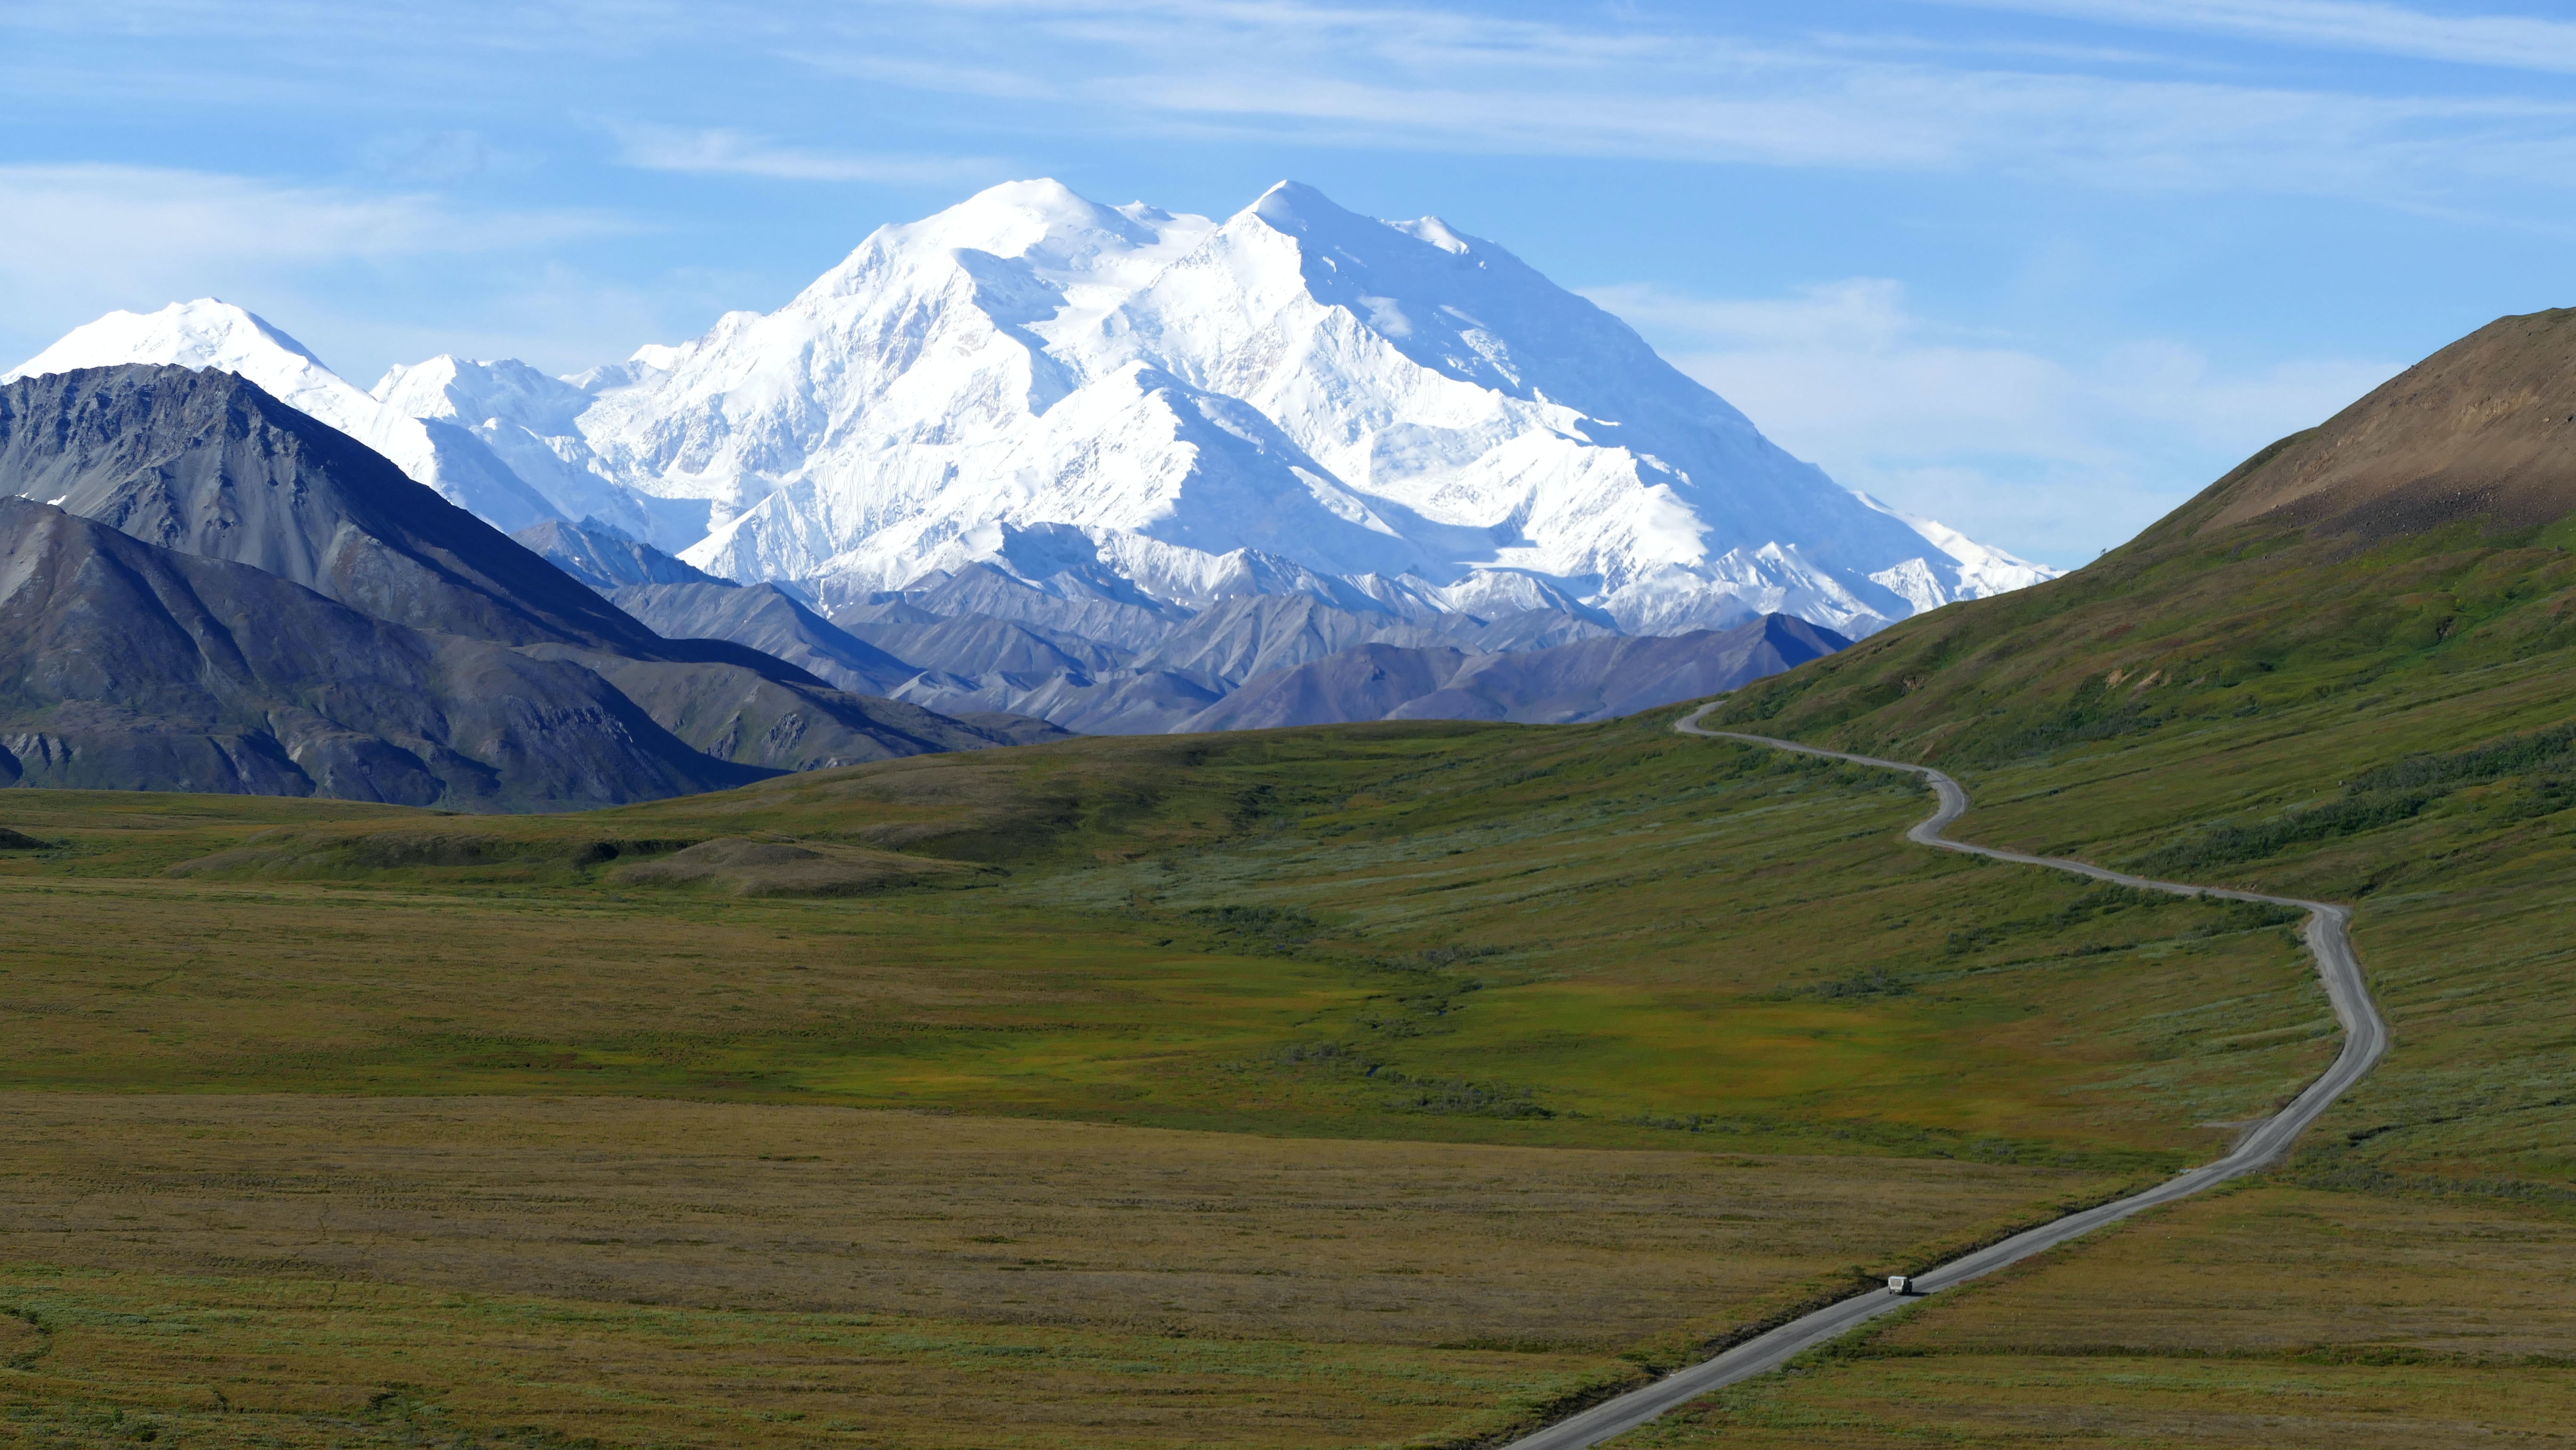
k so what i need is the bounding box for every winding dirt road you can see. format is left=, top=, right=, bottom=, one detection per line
left=1497, top=705, right=2390, bottom=1450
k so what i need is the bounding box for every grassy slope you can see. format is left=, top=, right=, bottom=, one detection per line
left=1714, top=491, right=2576, bottom=1194
left=1651, top=453, right=2576, bottom=1443
left=0, top=712, right=2337, bottom=1447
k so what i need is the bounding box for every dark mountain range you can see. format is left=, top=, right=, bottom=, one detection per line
left=0, top=365, right=1055, bottom=803
left=514, top=517, right=729, bottom=591
left=822, top=563, right=1182, bottom=653
left=843, top=613, right=1130, bottom=679
left=0, top=366, right=669, bottom=653
left=560, top=651, right=1033, bottom=772
left=944, top=669, right=1228, bottom=736
left=1127, top=594, right=1461, bottom=690
left=601, top=567, right=1837, bottom=735
left=609, top=581, right=918, bottom=694
left=0, top=499, right=755, bottom=806
left=1180, top=615, right=1849, bottom=731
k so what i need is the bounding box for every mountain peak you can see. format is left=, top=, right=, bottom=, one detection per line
left=12, top=301, right=567, bottom=533
left=807, top=177, right=1214, bottom=307
left=1242, top=181, right=1475, bottom=260
left=1245, top=178, right=1371, bottom=238
left=5, top=298, right=325, bottom=386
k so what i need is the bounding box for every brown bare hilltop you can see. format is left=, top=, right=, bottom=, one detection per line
left=2191, top=307, right=2576, bottom=540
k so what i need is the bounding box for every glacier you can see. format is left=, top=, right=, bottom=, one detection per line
left=5, top=178, right=2055, bottom=644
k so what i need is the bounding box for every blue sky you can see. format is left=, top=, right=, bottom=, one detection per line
left=5, top=0, right=2573, bottom=565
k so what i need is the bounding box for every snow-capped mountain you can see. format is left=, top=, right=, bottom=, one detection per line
left=0, top=301, right=565, bottom=533
left=6, top=180, right=2055, bottom=642
left=513, top=179, right=2054, bottom=636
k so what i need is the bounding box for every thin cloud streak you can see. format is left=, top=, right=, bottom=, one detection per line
left=788, top=2, right=2576, bottom=201
left=0, top=164, right=628, bottom=382
left=0, top=164, right=615, bottom=272
left=1924, top=0, right=2576, bottom=75
left=608, top=124, right=999, bottom=185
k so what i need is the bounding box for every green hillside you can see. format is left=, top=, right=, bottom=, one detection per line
left=1643, top=310, right=2576, bottom=1447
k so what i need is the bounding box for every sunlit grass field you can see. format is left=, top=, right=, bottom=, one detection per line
left=0, top=710, right=2339, bottom=1446
left=0, top=718, right=2328, bottom=1164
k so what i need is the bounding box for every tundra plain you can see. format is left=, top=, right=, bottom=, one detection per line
left=0, top=713, right=2343, bottom=1447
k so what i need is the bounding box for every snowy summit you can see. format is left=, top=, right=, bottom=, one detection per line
left=7, top=179, right=2054, bottom=639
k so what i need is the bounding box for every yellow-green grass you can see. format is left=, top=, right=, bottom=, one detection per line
left=0, top=1264, right=1625, bottom=1450
left=1611, top=1354, right=2576, bottom=1448
left=0, top=716, right=2330, bottom=1169
left=1608, top=1181, right=2576, bottom=1448
left=0, top=1095, right=2131, bottom=1356
left=0, top=1093, right=2141, bottom=1450
left=0, top=707, right=2390, bottom=1443
left=1928, top=653, right=2576, bottom=1193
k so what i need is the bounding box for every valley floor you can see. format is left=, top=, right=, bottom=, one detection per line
left=0, top=1095, right=2115, bottom=1449
left=0, top=682, right=2566, bottom=1445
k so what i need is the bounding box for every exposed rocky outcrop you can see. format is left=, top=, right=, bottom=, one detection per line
left=0, top=366, right=665, bottom=651
left=0, top=366, right=1055, bottom=805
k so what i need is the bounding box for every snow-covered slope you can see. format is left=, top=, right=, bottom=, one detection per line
left=457, top=179, right=2057, bottom=637
left=1, top=301, right=565, bottom=533
left=373, top=355, right=700, bottom=543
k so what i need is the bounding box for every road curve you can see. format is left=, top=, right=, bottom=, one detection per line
left=1497, top=704, right=2389, bottom=1450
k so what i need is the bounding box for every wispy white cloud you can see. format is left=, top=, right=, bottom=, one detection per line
left=779, top=0, right=2576, bottom=202
left=607, top=123, right=999, bottom=185
left=0, top=164, right=624, bottom=381
left=0, top=164, right=612, bottom=277
left=1586, top=278, right=2401, bottom=563
left=1924, top=0, right=2576, bottom=74
left=20, top=2, right=2576, bottom=206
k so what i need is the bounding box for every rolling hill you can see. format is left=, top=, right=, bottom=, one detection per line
left=1671, top=307, right=2576, bottom=1446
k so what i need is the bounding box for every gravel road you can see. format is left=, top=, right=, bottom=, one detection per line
left=1496, top=705, right=2390, bottom=1450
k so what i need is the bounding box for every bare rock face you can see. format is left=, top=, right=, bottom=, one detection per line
left=560, top=652, right=1057, bottom=771
left=0, top=499, right=763, bottom=808
left=0, top=365, right=665, bottom=651
left=609, top=580, right=921, bottom=695
left=515, top=517, right=728, bottom=591
left=2195, top=307, right=2576, bottom=540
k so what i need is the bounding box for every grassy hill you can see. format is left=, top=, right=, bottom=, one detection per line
left=1648, top=309, right=2576, bottom=1447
